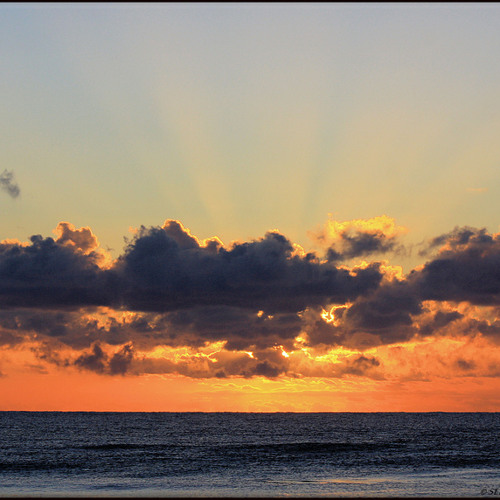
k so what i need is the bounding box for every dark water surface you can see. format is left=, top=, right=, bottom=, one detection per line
left=0, top=412, right=499, bottom=497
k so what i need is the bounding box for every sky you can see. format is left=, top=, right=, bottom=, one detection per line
left=1, top=2, right=500, bottom=411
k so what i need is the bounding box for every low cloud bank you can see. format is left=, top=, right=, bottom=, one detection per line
left=1, top=217, right=500, bottom=379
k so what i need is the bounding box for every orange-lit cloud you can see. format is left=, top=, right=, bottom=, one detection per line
left=54, top=221, right=114, bottom=268
left=309, top=215, right=407, bottom=262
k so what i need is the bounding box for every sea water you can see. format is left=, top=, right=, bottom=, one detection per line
left=0, top=412, right=499, bottom=497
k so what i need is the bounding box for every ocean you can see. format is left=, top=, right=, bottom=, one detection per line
left=0, top=412, right=498, bottom=497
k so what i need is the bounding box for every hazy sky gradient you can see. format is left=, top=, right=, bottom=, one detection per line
left=2, top=3, right=500, bottom=260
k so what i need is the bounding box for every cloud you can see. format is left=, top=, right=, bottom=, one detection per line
left=54, top=222, right=99, bottom=254
left=0, top=220, right=384, bottom=314
left=0, top=220, right=384, bottom=359
left=0, top=308, right=132, bottom=350
left=0, top=304, right=299, bottom=353
left=163, top=306, right=303, bottom=351
left=116, top=223, right=383, bottom=314
left=415, top=229, right=500, bottom=305
left=0, top=170, right=20, bottom=198
left=73, top=342, right=134, bottom=375
left=330, top=227, right=500, bottom=347
left=0, top=329, right=25, bottom=347
left=74, top=342, right=108, bottom=374
left=339, top=281, right=422, bottom=345
left=63, top=338, right=387, bottom=380
left=108, top=343, right=134, bottom=375
left=1, top=218, right=500, bottom=381
left=418, top=310, right=463, bottom=337
left=310, top=215, right=407, bottom=262
left=299, top=224, right=500, bottom=350
left=342, top=355, right=381, bottom=376
left=0, top=235, right=116, bottom=309
left=418, top=226, right=491, bottom=257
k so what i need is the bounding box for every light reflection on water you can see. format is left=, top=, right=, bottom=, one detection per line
left=2, top=470, right=495, bottom=497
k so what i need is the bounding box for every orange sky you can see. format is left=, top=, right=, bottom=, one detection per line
left=2, top=365, right=499, bottom=412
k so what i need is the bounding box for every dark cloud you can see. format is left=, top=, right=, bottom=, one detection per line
left=342, top=355, right=381, bottom=376
left=3, top=220, right=500, bottom=379
left=116, top=225, right=383, bottom=313
left=456, top=358, right=476, bottom=371
left=415, top=230, right=500, bottom=305
left=0, top=236, right=116, bottom=309
left=475, top=319, right=500, bottom=342
left=164, top=306, right=302, bottom=351
left=109, top=343, right=134, bottom=375
left=74, top=343, right=107, bottom=373
left=73, top=342, right=134, bottom=376
left=311, top=216, right=406, bottom=262
left=418, top=226, right=492, bottom=256
left=66, top=341, right=386, bottom=380
left=0, top=223, right=383, bottom=314
left=0, top=308, right=124, bottom=349
left=302, top=282, right=423, bottom=349
left=67, top=340, right=291, bottom=379
left=162, top=219, right=200, bottom=249
left=0, top=170, right=20, bottom=198
left=418, top=311, right=463, bottom=337
left=321, top=227, right=500, bottom=348
left=0, top=329, right=24, bottom=347
left=32, top=342, right=69, bottom=368
left=0, top=221, right=385, bottom=354
left=252, top=360, right=285, bottom=378
left=0, top=305, right=299, bottom=352
left=327, top=231, right=402, bottom=262
left=345, top=281, right=422, bottom=332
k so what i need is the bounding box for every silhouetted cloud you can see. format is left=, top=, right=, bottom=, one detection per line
left=115, top=223, right=383, bottom=313
left=163, top=306, right=303, bottom=351
left=418, top=311, right=463, bottom=337
left=326, top=227, right=500, bottom=347
left=0, top=221, right=383, bottom=312
left=74, top=343, right=107, bottom=374
left=311, top=215, right=407, bottom=262
left=72, top=342, right=134, bottom=375
left=415, top=229, right=500, bottom=305
left=339, top=281, right=422, bottom=346
left=0, top=170, right=20, bottom=198
left=2, top=219, right=500, bottom=379
left=342, top=355, right=381, bottom=376
left=326, top=232, right=401, bottom=262
left=418, top=226, right=491, bottom=256
left=109, top=343, right=134, bottom=375
left=0, top=235, right=116, bottom=308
